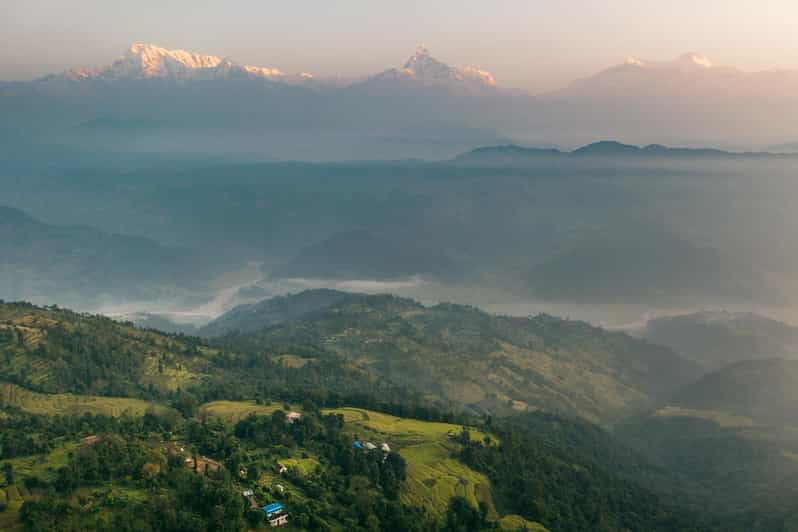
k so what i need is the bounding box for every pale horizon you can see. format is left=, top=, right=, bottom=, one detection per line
left=4, top=0, right=798, bottom=92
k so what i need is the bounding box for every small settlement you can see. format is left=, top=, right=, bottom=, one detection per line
left=241, top=490, right=289, bottom=527
left=262, top=502, right=289, bottom=527
left=353, top=440, right=392, bottom=460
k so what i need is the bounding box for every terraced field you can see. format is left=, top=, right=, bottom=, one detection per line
left=323, top=407, right=543, bottom=529
left=324, top=408, right=493, bottom=515
left=0, top=382, right=174, bottom=417
left=198, top=400, right=291, bottom=422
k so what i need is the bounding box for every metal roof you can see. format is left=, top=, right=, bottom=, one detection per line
left=263, top=502, right=284, bottom=515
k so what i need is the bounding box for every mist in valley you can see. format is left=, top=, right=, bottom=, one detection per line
left=8, top=25, right=798, bottom=530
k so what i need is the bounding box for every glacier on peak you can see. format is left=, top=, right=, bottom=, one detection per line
left=51, top=42, right=303, bottom=83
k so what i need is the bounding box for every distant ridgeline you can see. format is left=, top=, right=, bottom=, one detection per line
left=455, top=140, right=797, bottom=163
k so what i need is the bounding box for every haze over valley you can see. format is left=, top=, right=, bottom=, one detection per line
left=5, top=4, right=798, bottom=531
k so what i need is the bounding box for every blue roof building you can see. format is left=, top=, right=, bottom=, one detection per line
left=263, top=502, right=284, bottom=517
left=353, top=441, right=363, bottom=449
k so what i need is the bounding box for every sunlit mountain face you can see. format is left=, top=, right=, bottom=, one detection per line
left=3, top=44, right=798, bottom=160
left=8, top=3, right=798, bottom=528
left=45, top=42, right=314, bottom=85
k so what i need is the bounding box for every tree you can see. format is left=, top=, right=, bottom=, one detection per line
left=1, top=462, right=13, bottom=486
left=247, top=463, right=260, bottom=481
left=443, top=496, right=487, bottom=531
left=174, top=391, right=199, bottom=418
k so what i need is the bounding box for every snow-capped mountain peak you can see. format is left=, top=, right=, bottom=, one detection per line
left=675, top=52, right=713, bottom=68
left=112, top=42, right=225, bottom=79
left=365, top=46, right=497, bottom=91
left=624, top=57, right=646, bottom=67
left=48, top=43, right=309, bottom=84
left=619, top=52, right=714, bottom=72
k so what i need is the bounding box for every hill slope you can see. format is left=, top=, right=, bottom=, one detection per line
left=0, top=301, right=212, bottom=396
left=636, top=310, right=798, bottom=369
left=198, top=289, right=358, bottom=338
left=207, top=291, right=700, bottom=423
left=0, top=205, right=219, bottom=307
left=671, top=358, right=798, bottom=424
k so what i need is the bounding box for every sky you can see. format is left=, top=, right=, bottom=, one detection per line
left=4, top=0, right=798, bottom=92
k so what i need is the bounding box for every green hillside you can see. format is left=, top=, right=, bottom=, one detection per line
left=616, top=403, right=798, bottom=528
left=0, top=382, right=173, bottom=417
left=0, top=301, right=211, bottom=396
left=208, top=291, right=699, bottom=424
left=636, top=310, right=798, bottom=369
left=198, top=289, right=358, bottom=338
left=671, top=358, right=798, bottom=424
left=323, top=407, right=497, bottom=518
left=0, top=300, right=717, bottom=530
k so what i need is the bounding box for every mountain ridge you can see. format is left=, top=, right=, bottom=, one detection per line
left=456, top=141, right=795, bottom=161
left=203, top=289, right=701, bottom=424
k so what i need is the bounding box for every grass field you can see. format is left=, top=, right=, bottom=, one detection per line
left=498, top=514, right=548, bottom=531
left=198, top=400, right=292, bottom=422
left=322, top=407, right=495, bottom=445
left=280, top=456, right=321, bottom=476
left=321, top=407, right=541, bottom=528
left=0, top=383, right=174, bottom=417
left=2, top=442, right=78, bottom=484
left=323, top=407, right=494, bottom=518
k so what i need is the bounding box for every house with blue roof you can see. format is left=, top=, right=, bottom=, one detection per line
left=262, top=502, right=288, bottom=527
left=263, top=502, right=283, bottom=516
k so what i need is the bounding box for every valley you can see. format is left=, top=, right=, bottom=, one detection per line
left=4, top=16, right=798, bottom=530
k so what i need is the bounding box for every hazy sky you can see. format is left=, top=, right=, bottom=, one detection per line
left=4, top=0, right=798, bottom=92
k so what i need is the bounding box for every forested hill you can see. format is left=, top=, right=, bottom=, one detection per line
left=636, top=310, right=798, bottom=369
left=0, top=205, right=220, bottom=307
left=198, top=289, right=360, bottom=338
left=0, top=300, right=700, bottom=531
left=206, top=290, right=700, bottom=424
left=0, top=301, right=211, bottom=397
left=0, top=300, right=430, bottom=412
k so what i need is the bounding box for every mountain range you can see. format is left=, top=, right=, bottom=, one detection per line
left=5, top=43, right=798, bottom=159
left=37, top=43, right=497, bottom=91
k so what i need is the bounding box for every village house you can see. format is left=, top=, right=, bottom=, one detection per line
left=80, top=435, right=101, bottom=447
left=185, top=455, right=221, bottom=475
left=287, top=411, right=302, bottom=423
left=274, top=462, right=288, bottom=475
left=262, top=502, right=289, bottom=527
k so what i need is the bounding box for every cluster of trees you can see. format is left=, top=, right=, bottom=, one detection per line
left=6, top=404, right=442, bottom=531
left=0, top=409, right=178, bottom=460
left=459, top=414, right=695, bottom=532
left=0, top=305, right=200, bottom=398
